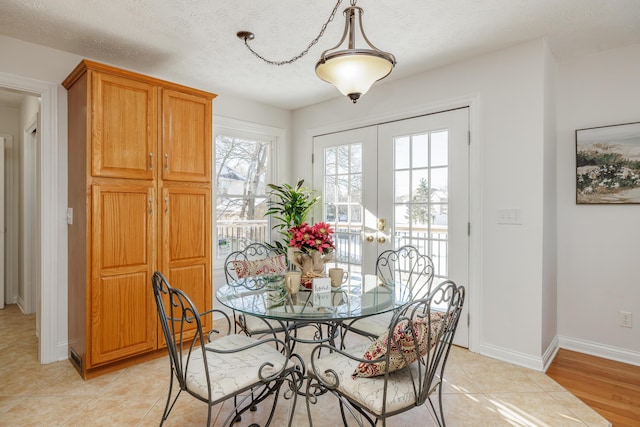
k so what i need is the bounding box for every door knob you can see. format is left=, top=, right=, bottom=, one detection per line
left=366, top=235, right=374, bottom=243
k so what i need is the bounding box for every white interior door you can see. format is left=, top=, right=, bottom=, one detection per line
left=0, top=136, right=5, bottom=309
left=313, top=108, right=470, bottom=347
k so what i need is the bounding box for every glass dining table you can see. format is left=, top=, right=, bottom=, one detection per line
left=215, top=275, right=412, bottom=426
left=215, top=274, right=411, bottom=333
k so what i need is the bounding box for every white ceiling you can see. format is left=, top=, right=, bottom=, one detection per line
left=1, top=0, right=640, bottom=110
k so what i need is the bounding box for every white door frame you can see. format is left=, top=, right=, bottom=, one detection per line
left=21, top=118, right=39, bottom=315
left=0, top=135, right=4, bottom=310
left=1, top=133, right=18, bottom=306
left=0, top=71, right=62, bottom=363
left=307, top=95, right=482, bottom=353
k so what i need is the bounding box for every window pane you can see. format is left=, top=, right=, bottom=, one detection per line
left=215, top=133, right=271, bottom=253
left=431, top=131, right=448, bottom=167
left=215, top=135, right=269, bottom=196
left=326, top=147, right=337, bottom=175
left=411, top=169, right=429, bottom=200
left=394, top=136, right=410, bottom=169
left=351, top=144, right=362, bottom=173
left=337, top=145, right=350, bottom=174
left=395, top=170, right=410, bottom=202
left=412, top=133, right=429, bottom=168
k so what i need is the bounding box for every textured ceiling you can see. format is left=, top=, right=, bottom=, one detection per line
left=1, top=0, right=640, bottom=110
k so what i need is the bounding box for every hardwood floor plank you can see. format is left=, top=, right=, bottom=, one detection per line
left=547, top=349, right=640, bottom=427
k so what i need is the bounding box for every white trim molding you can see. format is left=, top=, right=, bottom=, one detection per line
left=559, top=335, right=640, bottom=367
left=0, top=71, right=63, bottom=364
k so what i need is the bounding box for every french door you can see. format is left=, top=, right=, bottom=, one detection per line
left=313, top=108, right=469, bottom=346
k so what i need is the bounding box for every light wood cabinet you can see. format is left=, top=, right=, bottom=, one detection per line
left=64, top=60, right=216, bottom=378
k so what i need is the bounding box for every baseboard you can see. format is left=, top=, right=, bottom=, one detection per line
left=477, top=336, right=560, bottom=372
left=558, top=335, right=640, bottom=367
left=542, top=335, right=560, bottom=372
left=57, top=340, right=69, bottom=362
left=478, top=342, right=547, bottom=371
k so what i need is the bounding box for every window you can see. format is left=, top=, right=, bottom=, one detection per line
left=213, top=118, right=283, bottom=262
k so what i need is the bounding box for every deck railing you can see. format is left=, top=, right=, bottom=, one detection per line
left=215, top=220, right=448, bottom=276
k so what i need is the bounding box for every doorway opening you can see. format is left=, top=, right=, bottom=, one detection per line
left=0, top=73, right=62, bottom=364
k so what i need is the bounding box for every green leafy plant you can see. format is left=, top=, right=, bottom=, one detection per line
left=265, top=179, right=320, bottom=253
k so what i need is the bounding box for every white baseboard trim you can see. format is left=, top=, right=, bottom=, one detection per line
left=57, top=341, right=69, bottom=362
left=478, top=336, right=560, bottom=372
left=542, top=335, right=560, bottom=372
left=558, top=335, right=640, bottom=367
left=478, top=342, right=546, bottom=371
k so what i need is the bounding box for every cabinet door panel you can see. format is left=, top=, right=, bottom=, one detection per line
left=161, top=89, right=211, bottom=182
left=92, top=71, right=157, bottom=179
left=91, top=184, right=156, bottom=366
left=160, top=185, right=212, bottom=333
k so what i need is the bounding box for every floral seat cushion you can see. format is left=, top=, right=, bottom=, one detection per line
left=232, top=254, right=287, bottom=278
left=353, top=311, right=446, bottom=378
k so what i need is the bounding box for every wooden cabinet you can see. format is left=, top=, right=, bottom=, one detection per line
left=64, top=60, right=216, bottom=378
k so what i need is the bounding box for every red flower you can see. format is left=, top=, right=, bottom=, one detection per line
left=288, top=222, right=335, bottom=255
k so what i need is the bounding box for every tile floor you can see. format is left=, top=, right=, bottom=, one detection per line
left=0, top=304, right=611, bottom=426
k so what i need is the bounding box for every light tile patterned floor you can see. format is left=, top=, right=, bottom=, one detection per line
left=0, top=304, right=611, bottom=426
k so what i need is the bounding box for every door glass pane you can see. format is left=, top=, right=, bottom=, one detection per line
left=412, top=134, right=429, bottom=168
left=395, top=136, right=410, bottom=169
left=393, top=131, right=449, bottom=280
left=324, top=143, right=363, bottom=281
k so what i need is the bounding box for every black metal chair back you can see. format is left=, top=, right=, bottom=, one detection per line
left=375, top=245, right=435, bottom=300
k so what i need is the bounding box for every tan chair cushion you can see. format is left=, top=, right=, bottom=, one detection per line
left=184, top=334, right=291, bottom=403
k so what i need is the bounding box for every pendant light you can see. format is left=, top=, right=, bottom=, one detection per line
left=237, top=0, right=396, bottom=103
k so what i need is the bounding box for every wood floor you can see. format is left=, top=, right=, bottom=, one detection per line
left=546, top=348, right=640, bottom=427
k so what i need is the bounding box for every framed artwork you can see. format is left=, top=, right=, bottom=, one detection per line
left=576, top=121, right=640, bottom=204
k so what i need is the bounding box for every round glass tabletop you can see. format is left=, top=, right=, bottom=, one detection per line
left=215, top=276, right=412, bottom=322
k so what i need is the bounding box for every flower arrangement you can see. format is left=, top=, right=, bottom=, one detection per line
left=288, top=222, right=335, bottom=255
left=288, top=222, right=335, bottom=287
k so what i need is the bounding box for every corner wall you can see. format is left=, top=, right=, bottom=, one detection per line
left=557, top=43, right=640, bottom=365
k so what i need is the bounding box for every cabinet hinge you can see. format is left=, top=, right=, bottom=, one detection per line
left=467, top=222, right=470, bottom=236
left=468, top=131, right=471, bottom=145
left=311, top=153, right=314, bottom=164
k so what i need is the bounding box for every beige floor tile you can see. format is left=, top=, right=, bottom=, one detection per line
left=63, top=395, right=156, bottom=427
left=549, top=392, right=612, bottom=427
left=485, top=392, right=588, bottom=426
left=0, top=304, right=612, bottom=427
left=0, top=395, right=91, bottom=426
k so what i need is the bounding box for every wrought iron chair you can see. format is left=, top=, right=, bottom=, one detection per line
left=308, top=280, right=465, bottom=427
left=223, top=242, right=290, bottom=337
left=152, top=272, right=295, bottom=426
left=342, top=245, right=435, bottom=341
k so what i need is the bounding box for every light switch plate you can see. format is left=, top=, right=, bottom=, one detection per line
left=497, top=208, right=521, bottom=225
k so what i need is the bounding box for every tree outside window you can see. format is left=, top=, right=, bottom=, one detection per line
left=215, top=134, right=271, bottom=255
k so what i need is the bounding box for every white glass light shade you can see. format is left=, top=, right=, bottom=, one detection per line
left=316, top=50, right=394, bottom=101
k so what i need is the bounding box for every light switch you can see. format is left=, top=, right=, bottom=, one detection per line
left=497, top=208, right=521, bottom=225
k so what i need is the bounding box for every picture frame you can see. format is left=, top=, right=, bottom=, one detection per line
left=576, top=121, right=640, bottom=204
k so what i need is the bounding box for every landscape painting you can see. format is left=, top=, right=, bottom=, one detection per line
left=576, top=122, right=640, bottom=204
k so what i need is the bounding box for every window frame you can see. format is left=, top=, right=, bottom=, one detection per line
left=213, top=116, right=286, bottom=269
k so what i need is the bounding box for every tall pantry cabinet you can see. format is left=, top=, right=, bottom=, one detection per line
left=63, top=60, right=216, bottom=378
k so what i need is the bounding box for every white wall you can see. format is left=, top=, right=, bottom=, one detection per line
left=0, top=105, right=20, bottom=305
left=557, top=43, right=640, bottom=364
left=293, top=39, right=554, bottom=369
left=0, top=34, right=292, bottom=361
